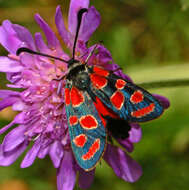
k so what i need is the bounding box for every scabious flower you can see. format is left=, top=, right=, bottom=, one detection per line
left=0, top=0, right=170, bottom=189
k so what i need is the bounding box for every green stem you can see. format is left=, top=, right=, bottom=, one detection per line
left=137, top=79, right=189, bottom=89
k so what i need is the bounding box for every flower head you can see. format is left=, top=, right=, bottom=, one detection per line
left=0, top=0, right=170, bottom=190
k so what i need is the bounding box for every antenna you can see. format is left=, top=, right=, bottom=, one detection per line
left=16, top=47, right=69, bottom=63
left=72, top=8, right=88, bottom=60
left=16, top=8, right=88, bottom=65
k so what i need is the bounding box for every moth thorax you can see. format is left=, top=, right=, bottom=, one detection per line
left=73, top=71, right=90, bottom=90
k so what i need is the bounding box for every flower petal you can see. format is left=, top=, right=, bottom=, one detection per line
left=79, top=6, right=100, bottom=42
left=0, top=20, right=21, bottom=54
left=96, top=45, right=113, bottom=64
left=2, top=125, right=27, bottom=152
left=87, top=45, right=112, bottom=66
left=38, top=145, right=49, bottom=159
left=0, top=97, right=18, bottom=111
left=104, top=144, right=142, bottom=183
left=6, top=72, right=21, bottom=84
left=21, top=138, right=41, bottom=168
left=0, top=141, right=28, bottom=166
left=55, top=6, right=72, bottom=48
left=57, top=150, right=76, bottom=190
left=0, top=90, right=20, bottom=99
left=34, top=32, right=49, bottom=53
left=49, top=141, right=64, bottom=168
left=12, top=100, right=25, bottom=111
left=68, top=0, right=89, bottom=35
left=113, top=65, right=133, bottom=82
left=153, top=94, right=170, bottom=109
left=78, top=168, right=95, bottom=189
left=13, top=24, right=36, bottom=50
left=0, top=121, right=15, bottom=135
left=0, top=56, right=23, bottom=72
left=35, top=14, right=61, bottom=50
left=129, top=123, right=142, bottom=143
left=0, top=112, right=25, bottom=135
left=117, top=139, right=134, bottom=153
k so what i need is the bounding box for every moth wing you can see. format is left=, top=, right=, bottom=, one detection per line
left=64, top=84, right=107, bottom=171
left=89, top=66, right=164, bottom=122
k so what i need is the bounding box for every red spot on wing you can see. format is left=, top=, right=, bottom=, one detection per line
left=73, top=134, right=87, bottom=147
left=80, top=115, right=98, bottom=130
left=130, top=90, right=144, bottom=104
left=65, top=88, right=70, bottom=105
left=131, top=103, right=155, bottom=118
left=82, top=139, right=100, bottom=160
left=93, top=97, right=119, bottom=127
left=70, top=87, right=84, bottom=107
left=110, top=91, right=125, bottom=110
left=90, top=74, right=108, bottom=89
left=115, top=79, right=126, bottom=90
left=93, top=66, right=109, bottom=77
left=69, top=116, right=78, bottom=126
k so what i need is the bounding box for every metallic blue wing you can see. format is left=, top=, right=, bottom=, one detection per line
left=89, top=66, right=164, bottom=122
left=65, top=84, right=106, bottom=171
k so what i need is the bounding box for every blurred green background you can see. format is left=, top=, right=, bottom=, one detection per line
left=0, top=0, right=189, bottom=190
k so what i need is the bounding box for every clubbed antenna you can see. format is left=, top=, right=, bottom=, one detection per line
left=72, top=8, right=88, bottom=60
left=16, top=8, right=88, bottom=65
left=16, top=47, right=69, bottom=63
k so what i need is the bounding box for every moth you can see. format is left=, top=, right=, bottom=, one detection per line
left=17, top=8, right=164, bottom=171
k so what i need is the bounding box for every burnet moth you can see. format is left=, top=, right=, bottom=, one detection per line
left=17, top=9, right=164, bottom=171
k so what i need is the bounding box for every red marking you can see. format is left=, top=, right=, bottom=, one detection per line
left=73, top=134, right=87, bottom=147
left=82, top=139, right=100, bottom=160
left=69, top=116, right=78, bottom=126
left=115, top=79, right=126, bottom=90
left=93, top=97, right=119, bottom=127
left=93, top=66, right=109, bottom=77
left=70, top=87, right=84, bottom=107
left=80, top=115, right=98, bottom=130
left=130, top=90, right=144, bottom=104
left=110, top=91, right=125, bottom=110
left=90, top=74, right=107, bottom=89
left=131, top=103, right=155, bottom=118
left=65, top=88, right=70, bottom=105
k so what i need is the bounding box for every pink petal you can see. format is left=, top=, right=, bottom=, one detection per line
left=0, top=90, right=20, bottom=98
left=38, top=144, right=49, bottom=159
left=12, top=100, right=25, bottom=111
left=57, top=150, right=76, bottom=190
left=68, top=0, right=89, bottom=35
left=0, top=112, right=25, bottom=135
left=0, top=97, right=18, bottom=111
left=35, top=14, right=61, bottom=50
left=0, top=20, right=21, bottom=54
left=117, top=139, right=134, bottom=153
left=0, top=141, right=28, bottom=166
left=6, top=72, right=21, bottom=84
left=49, top=141, right=64, bottom=168
left=2, top=125, right=27, bottom=152
left=13, top=24, right=36, bottom=51
left=55, top=6, right=72, bottom=48
left=153, top=94, right=170, bottom=109
left=79, top=6, right=100, bottom=42
left=129, top=123, right=142, bottom=143
left=0, top=56, right=23, bottom=72
left=104, top=144, right=142, bottom=183
left=19, top=52, right=35, bottom=68
left=21, top=138, right=41, bottom=168
left=34, top=32, right=49, bottom=53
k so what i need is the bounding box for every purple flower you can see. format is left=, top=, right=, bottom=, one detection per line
left=0, top=0, right=170, bottom=190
